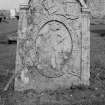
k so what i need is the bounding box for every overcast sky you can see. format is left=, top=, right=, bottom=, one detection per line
left=0, top=0, right=27, bottom=10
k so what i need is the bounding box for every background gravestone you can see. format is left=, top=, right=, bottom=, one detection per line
left=15, top=0, right=90, bottom=92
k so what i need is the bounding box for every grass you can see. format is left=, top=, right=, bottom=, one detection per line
left=0, top=20, right=17, bottom=74
left=0, top=21, right=105, bottom=105
left=0, top=19, right=17, bottom=43
left=0, top=20, right=17, bottom=93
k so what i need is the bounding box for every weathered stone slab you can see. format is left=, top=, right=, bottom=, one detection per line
left=15, top=0, right=90, bottom=92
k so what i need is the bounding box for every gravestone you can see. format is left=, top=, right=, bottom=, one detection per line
left=15, top=0, right=90, bottom=92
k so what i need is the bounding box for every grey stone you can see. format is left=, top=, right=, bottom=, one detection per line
left=15, top=0, right=90, bottom=92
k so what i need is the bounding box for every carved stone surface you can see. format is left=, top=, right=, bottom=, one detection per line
left=15, top=0, right=90, bottom=92
left=35, top=20, right=72, bottom=78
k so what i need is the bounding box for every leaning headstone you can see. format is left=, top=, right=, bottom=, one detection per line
left=15, top=0, right=90, bottom=92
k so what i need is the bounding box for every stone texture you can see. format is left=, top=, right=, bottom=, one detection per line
left=81, top=7, right=90, bottom=85
left=15, top=0, right=90, bottom=92
left=87, top=0, right=105, bottom=18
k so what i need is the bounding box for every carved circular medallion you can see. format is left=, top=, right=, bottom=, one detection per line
left=35, top=20, right=72, bottom=78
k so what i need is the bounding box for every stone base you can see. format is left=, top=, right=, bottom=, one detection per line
left=15, top=69, right=81, bottom=92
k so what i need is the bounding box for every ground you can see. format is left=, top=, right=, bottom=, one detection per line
left=0, top=20, right=105, bottom=105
